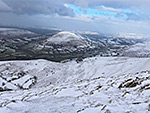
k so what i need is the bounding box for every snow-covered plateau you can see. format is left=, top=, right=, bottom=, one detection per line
left=0, top=56, right=150, bottom=113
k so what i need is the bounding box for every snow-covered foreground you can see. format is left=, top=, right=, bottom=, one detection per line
left=0, top=57, right=150, bottom=113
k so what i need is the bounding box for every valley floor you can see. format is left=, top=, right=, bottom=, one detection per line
left=0, top=56, right=150, bottom=113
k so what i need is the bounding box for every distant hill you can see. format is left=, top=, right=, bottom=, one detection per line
left=0, top=27, right=144, bottom=61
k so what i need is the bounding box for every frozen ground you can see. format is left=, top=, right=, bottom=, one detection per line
left=0, top=57, right=150, bottom=113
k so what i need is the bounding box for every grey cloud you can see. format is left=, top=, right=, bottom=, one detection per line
left=46, top=15, right=150, bottom=35
left=0, top=0, right=11, bottom=12
left=1, top=0, right=74, bottom=16
left=0, top=0, right=150, bottom=36
left=1, top=0, right=150, bottom=17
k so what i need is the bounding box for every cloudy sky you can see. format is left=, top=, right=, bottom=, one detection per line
left=0, top=0, right=150, bottom=35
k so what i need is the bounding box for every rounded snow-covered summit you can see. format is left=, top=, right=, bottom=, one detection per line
left=46, top=31, right=88, bottom=47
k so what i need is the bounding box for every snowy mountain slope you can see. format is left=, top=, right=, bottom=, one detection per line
left=46, top=31, right=88, bottom=46
left=0, top=57, right=150, bottom=113
left=121, top=42, right=150, bottom=57
left=113, top=33, right=150, bottom=39
left=0, top=27, right=144, bottom=61
left=34, top=31, right=143, bottom=61
left=0, top=27, right=35, bottom=39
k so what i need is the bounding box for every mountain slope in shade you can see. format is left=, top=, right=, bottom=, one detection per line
left=0, top=56, right=150, bottom=113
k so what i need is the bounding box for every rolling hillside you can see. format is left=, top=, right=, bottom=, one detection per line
left=0, top=56, right=150, bottom=113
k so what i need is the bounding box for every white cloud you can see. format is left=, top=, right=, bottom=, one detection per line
left=99, top=5, right=122, bottom=12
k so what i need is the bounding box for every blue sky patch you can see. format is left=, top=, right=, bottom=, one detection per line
left=68, top=4, right=144, bottom=20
